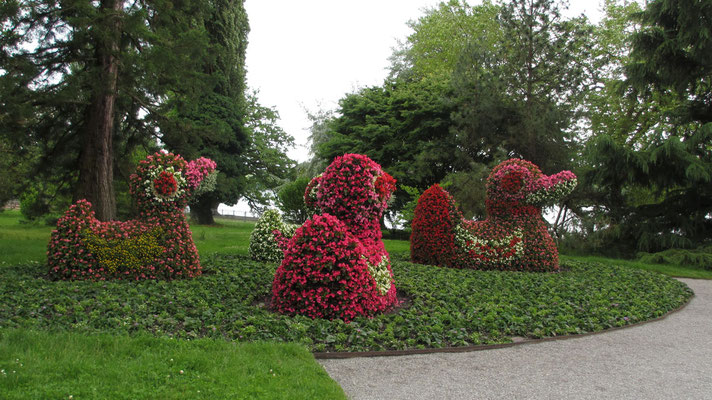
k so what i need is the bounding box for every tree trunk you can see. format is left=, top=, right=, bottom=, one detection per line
left=75, top=0, right=123, bottom=221
left=191, top=195, right=217, bottom=225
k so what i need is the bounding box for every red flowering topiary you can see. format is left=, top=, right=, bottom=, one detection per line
left=47, top=151, right=217, bottom=280
left=272, top=154, right=398, bottom=321
left=410, top=159, right=576, bottom=272
left=410, top=184, right=462, bottom=267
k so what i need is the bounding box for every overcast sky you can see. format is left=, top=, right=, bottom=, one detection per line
left=243, top=0, right=609, bottom=164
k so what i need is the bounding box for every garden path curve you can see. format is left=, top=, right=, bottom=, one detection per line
left=319, top=278, right=712, bottom=400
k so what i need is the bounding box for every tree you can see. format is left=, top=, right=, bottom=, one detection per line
left=314, top=76, right=458, bottom=213
left=276, top=175, right=311, bottom=224
left=389, top=0, right=502, bottom=80
left=160, top=0, right=252, bottom=224
left=1, top=0, right=214, bottom=221
left=240, top=91, right=296, bottom=212
left=452, top=0, right=593, bottom=173
left=582, top=0, right=712, bottom=253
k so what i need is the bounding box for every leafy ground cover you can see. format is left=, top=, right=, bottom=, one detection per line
left=0, top=255, right=692, bottom=352
left=0, top=329, right=345, bottom=400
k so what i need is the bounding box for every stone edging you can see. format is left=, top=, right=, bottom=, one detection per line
left=313, top=292, right=694, bottom=359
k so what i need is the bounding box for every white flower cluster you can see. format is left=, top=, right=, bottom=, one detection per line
left=454, top=225, right=524, bottom=266
left=526, top=178, right=577, bottom=206
left=366, top=254, right=392, bottom=295
left=143, top=166, right=187, bottom=203
left=192, top=170, right=218, bottom=198
left=249, top=209, right=296, bottom=262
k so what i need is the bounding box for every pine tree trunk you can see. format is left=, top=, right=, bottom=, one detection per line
left=75, top=0, right=123, bottom=221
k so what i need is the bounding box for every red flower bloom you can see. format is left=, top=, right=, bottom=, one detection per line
left=153, top=171, right=177, bottom=196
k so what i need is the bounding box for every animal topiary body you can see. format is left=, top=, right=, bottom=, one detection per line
left=272, top=154, right=397, bottom=321
left=411, top=159, right=576, bottom=272
left=47, top=152, right=217, bottom=280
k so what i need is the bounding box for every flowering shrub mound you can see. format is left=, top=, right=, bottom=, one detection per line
left=410, top=184, right=462, bottom=267
left=272, top=154, right=398, bottom=321
left=249, top=209, right=297, bottom=263
left=47, top=152, right=217, bottom=280
left=410, top=159, right=577, bottom=272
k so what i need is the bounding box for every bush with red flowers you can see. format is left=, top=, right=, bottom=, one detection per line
left=47, top=151, right=217, bottom=280
left=272, top=154, right=397, bottom=321
left=410, top=159, right=576, bottom=272
left=410, top=184, right=462, bottom=267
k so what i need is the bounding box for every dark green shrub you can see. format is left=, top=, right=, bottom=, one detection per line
left=638, top=245, right=712, bottom=270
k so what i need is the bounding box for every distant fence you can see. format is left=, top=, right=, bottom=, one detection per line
left=2, top=200, right=20, bottom=210
left=213, top=209, right=260, bottom=222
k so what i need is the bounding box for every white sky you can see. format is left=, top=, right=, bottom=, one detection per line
left=243, top=0, right=608, bottom=164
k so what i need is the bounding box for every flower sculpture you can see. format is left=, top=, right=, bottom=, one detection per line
left=249, top=209, right=297, bottom=263
left=47, top=152, right=217, bottom=280
left=411, top=159, right=576, bottom=272
left=271, top=154, right=398, bottom=321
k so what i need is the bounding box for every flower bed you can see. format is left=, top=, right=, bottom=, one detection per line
left=0, top=255, right=693, bottom=352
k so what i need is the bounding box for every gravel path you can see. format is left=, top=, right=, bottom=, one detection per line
left=319, top=278, right=712, bottom=400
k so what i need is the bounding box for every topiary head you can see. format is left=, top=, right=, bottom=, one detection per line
left=130, top=152, right=217, bottom=213
left=486, top=159, right=576, bottom=213
left=315, top=154, right=396, bottom=223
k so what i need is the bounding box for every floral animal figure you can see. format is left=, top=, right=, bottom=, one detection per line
left=271, top=154, right=398, bottom=321
left=411, top=159, right=576, bottom=272
left=47, top=152, right=217, bottom=280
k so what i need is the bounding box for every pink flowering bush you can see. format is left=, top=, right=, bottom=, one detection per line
left=272, top=154, right=398, bottom=321
left=411, top=159, right=577, bottom=272
left=47, top=152, right=217, bottom=280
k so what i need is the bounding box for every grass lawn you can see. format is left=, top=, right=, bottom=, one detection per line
left=0, top=329, right=345, bottom=400
left=0, top=211, right=53, bottom=265
left=560, top=254, right=712, bottom=280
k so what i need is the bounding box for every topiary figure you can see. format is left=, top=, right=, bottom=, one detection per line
left=47, top=151, right=217, bottom=280
left=249, top=209, right=296, bottom=262
left=272, top=154, right=398, bottom=321
left=410, top=184, right=462, bottom=267
left=410, top=159, right=576, bottom=272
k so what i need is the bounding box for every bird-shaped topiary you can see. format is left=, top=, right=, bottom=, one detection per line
left=271, top=154, right=398, bottom=321
left=411, top=159, right=576, bottom=272
left=47, top=151, right=216, bottom=280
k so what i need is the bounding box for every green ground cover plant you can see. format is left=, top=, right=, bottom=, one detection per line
left=0, top=255, right=692, bottom=352
left=0, top=329, right=345, bottom=400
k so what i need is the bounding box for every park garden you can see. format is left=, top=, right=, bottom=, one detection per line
left=2, top=0, right=712, bottom=398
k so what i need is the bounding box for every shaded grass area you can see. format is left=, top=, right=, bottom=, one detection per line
left=0, top=211, right=53, bottom=264
left=0, top=329, right=345, bottom=400
left=190, top=218, right=255, bottom=256
left=561, top=255, right=712, bottom=280
left=0, top=256, right=692, bottom=352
